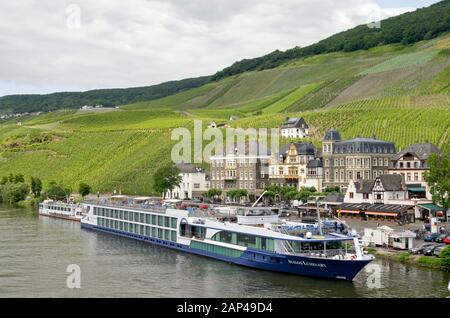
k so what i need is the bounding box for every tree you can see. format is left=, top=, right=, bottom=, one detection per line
left=284, top=190, right=299, bottom=200
left=440, top=245, right=450, bottom=272
left=0, top=182, right=30, bottom=204
left=47, top=181, right=70, bottom=201
left=323, top=186, right=341, bottom=194
left=297, top=187, right=316, bottom=203
left=0, top=176, right=7, bottom=185
left=153, top=165, right=182, bottom=199
left=14, top=174, right=25, bottom=183
left=264, top=185, right=283, bottom=201
left=227, top=189, right=248, bottom=202
left=78, top=183, right=91, bottom=198
left=30, top=177, right=43, bottom=197
left=424, top=153, right=450, bottom=210
left=203, top=189, right=222, bottom=202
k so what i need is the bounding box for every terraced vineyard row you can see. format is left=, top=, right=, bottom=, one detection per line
left=262, top=83, right=320, bottom=114
left=0, top=129, right=175, bottom=194
left=232, top=96, right=449, bottom=152
left=359, top=50, right=439, bottom=75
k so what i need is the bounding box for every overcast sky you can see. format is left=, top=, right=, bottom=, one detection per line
left=0, top=0, right=440, bottom=96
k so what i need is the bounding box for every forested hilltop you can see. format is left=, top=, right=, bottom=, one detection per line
left=212, top=0, right=450, bottom=80
left=1, top=1, right=449, bottom=114
left=0, top=76, right=210, bottom=114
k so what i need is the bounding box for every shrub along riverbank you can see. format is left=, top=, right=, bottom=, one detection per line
left=367, top=246, right=450, bottom=272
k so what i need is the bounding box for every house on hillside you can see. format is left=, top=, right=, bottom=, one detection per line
left=280, top=117, right=309, bottom=139
left=207, top=121, right=229, bottom=129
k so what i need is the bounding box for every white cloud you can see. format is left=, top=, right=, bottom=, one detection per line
left=0, top=0, right=418, bottom=96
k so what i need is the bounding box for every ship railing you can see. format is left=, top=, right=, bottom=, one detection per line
left=83, top=199, right=166, bottom=213
left=281, top=248, right=357, bottom=259
left=278, top=228, right=298, bottom=255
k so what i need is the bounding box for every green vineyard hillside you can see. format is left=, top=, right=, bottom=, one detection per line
left=0, top=34, right=449, bottom=195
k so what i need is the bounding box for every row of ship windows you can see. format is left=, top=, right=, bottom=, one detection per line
left=42, top=205, right=72, bottom=212
left=190, top=241, right=243, bottom=258
left=93, top=207, right=177, bottom=229
left=97, top=217, right=177, bottom=242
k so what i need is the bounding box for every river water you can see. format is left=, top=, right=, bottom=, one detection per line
left=0, top=205, right=449, bottom=298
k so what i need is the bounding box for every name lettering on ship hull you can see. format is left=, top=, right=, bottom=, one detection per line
left=288, top=260, right=327, bottom=267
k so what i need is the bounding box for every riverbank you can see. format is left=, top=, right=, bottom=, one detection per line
left=367, top=247, right=447, bottom=271
left=2, top=204, right=450, bottom=297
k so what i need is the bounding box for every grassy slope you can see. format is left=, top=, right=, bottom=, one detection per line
left=0, top=35, right=449, bottom=195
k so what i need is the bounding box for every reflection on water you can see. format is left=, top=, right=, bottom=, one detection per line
left=0, top=205, right=449, bottom=298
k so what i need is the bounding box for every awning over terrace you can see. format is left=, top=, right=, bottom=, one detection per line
left=418, top=203, right=444, bottom=216
left=338, top=203, right=414, bottom=217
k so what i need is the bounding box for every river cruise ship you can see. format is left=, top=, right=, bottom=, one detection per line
left=39, top=200, right=83, bottom=222
left=80, top=200, right=373, bottom=281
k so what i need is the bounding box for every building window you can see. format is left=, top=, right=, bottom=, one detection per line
left=356, top=172, right=361, bottom=180
left=363, top=193, right=369, bottom=199
left=349, top=192, right=354, bottom=199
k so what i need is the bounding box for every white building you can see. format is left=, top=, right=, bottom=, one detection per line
left=280, top=117, right=309, bottom=139
left=303, top=159, right=323, bottom=191
left=166, top=164, right=209, bottom=200
left=344, top=175, right=408, bottom=205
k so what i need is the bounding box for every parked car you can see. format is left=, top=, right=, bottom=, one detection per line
left=435, top=233, right=449, bottom=243
left=444, top=235, right=450, bottom=245
left=424, top=233, right=440, bottom=242
left=424, top=244, right=445, bottom=256
left=410, top=243, right=436, bottom=255
left=433, top=245, right=446, bottom=257
left=278, top=209, right=290, bottom=218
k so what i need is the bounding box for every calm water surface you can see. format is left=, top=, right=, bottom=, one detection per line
left=1, top=205, right=449, bottom=298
